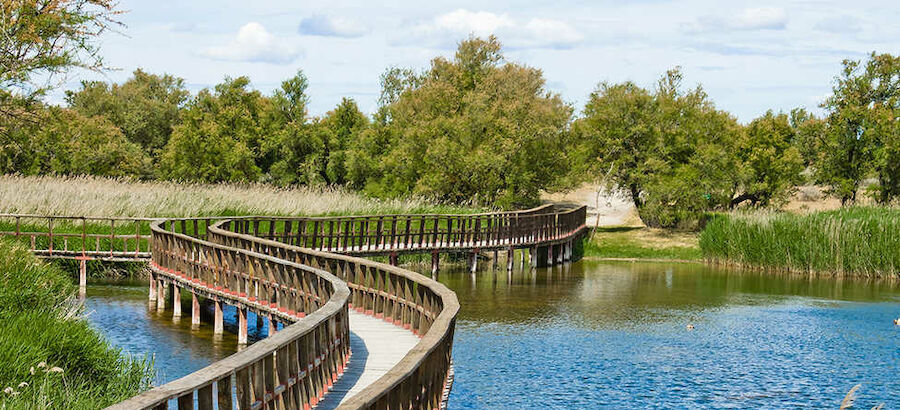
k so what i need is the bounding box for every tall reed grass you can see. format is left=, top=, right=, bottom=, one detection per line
left=0, top=239, right=152, bottom=407
left=700, top=207, right=900, bottom=278
left=0, top=175, right=476, bottom=218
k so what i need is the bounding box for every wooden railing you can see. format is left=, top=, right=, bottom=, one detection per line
left=230, top=205, right=587, bottom=255
left=211, top=220, right=459, bottom=409
left=0, top=214, right=154, bottom=261
left=108, top=219, right=351, bottom=410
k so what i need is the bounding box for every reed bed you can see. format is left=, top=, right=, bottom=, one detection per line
left=0, top=175, right=475, bottom=218
left=0, top=239, right=152, bottom=408
left=700, top=207, right=900, bottom=278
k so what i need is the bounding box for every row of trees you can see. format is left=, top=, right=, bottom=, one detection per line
left=2, top=2, right=898, bottom=227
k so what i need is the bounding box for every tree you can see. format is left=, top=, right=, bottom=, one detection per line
left=322, top=98, right=368, bottom=185
left=0, top=0, right=121, bottom=127
left=0, top=106, right=150, bottom=177
left=66, top=69, right=189, bottom=156
left=574, top=69, right=742, bottom=228
left=352, top=36, right=572, bottom=207
left=789, top=108, right=826, bottom=167
left=819, top=53, right=900, bottom=205
left=732, top=111, right=804, bottom=207
left=160, top=77, right=276, bottom=183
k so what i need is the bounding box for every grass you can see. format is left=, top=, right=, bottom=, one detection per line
left=0, top=239, right=152, bottom=408
left=700, top=207, right=900, bottom=277
left=583, top=226, right=703, bottom=261
left=0, top=174, right=478, bottom=218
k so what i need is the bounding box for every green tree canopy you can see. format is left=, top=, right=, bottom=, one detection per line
left=819, top=52, right=900, bottom=204
left=351, top=36, right=572, bottom=207
left=733, top=110, right=804, bottom=208
left=66, top=69, right=189, bottom=155
left=573, top=69, right=742, bottom=228
left=160, top=76, right=276, bottom=183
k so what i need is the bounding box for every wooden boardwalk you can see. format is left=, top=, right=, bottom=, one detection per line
left=316, top=311, right=419, bottom=409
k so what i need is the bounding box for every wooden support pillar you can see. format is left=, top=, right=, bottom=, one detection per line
left=530, top=247, right=537, bottom=268
left=238, top=307, right=248, bottom=345
left=214, top=300, right=224, bottom=335
left=506, top=248, right=514, bottom=271
left=556, top=244, right=564, bottom=264
left=389, top=252, right=399, bottom=266
left=149, top=272, right=157, bottom=302
left=268, top=315, right=277, bottom=336
left=431, top=251, right=439, bottom=276
left=78, top=259, right=87, bottom=297
left=470, top=251, right=478, bottom=273
left=547, top=245, right=554, bottom=267
left=191, top=292, right=200, bottom=325
left=156, top=280, right=166, bottom=310
left=172, top=286, right=182, bottom=317
left=492, top=250, right=499, bottom=269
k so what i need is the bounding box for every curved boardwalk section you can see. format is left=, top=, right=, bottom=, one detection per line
left=1, top=205, right=586, bottom=409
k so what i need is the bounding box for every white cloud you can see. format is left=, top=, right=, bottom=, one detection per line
left=432, top=9, right=514, bottom=37
left=732, top=7, right=788, bottom=30
left=298, top=15, right=367, bottom=38
left=693, top=7, right=788, bottom=32
left=201, top=22, right=300, bottom=64
left=405, top=9, right=582, bottom=49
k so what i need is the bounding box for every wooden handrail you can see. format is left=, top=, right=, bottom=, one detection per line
left=210, top=220, right=460, bottom=409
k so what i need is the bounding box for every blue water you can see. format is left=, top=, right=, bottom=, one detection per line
left=440, top=261, right=900, bottom=409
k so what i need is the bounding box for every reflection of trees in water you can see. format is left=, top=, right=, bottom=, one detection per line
left=414, top=261, right=900, bottom=328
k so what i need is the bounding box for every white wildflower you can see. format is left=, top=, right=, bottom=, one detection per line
left=17, top=382, right=27, bottom=388
left=29, top=367, right=35, bottom=375
left=3, top=387, right=13, bottom=394
left=47, top=366, right=63, bottom=373
left=36, top=362, right=46, bottom=369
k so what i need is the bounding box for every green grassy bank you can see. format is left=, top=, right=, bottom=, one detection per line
left=700, top=207, right=900, bottom=277
left=0, top=239, right=152, bottom=408
left=583, top=227, right=703, bottom=261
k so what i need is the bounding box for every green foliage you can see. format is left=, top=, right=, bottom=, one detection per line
left=700, top=208, right=900, bottom=277
left=66, top=69, right=189, bottom=155
left=0, top=106, right=150, bottom=177
left=573, top=69, right=741, bottom=228
left=0, top=0, right=121, bottom=126
left=0, top=239, right=151, bottom=408
left=350, top=36, right=572, bottom=208
left=160, top=76, right=277, bottom=183
left=733, top=110, right=805, bottom=207
left=789, top=108, right=826, bottom=167
left=818, top=53, right=900, bottom=205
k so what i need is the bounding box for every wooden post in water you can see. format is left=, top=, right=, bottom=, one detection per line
left=214, top=300, right=224, bottom=335
left=492, top=250, right=499, bottom=270
left=470, top=250, right=478, bottom=273
left=156, top=280, right=166, bottom=310
left=556, top=244, right=564, bottom=264
left=530, top=247, right=537, bottom=268
left=238, top=307, right=248, bottom=345
left=547, top=245, right=554, bottom=267
left=191, top=292, right=200, bottom=325
left=148, top=272, right=157, bottom=303
left=268, top=314, right=277, bottom=336
left=506, top=248, right=514, bottom=271
left=172, top=286, right=182, bottom=317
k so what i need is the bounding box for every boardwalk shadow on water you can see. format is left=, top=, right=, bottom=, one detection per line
left=315, top=331, right=369, bottom=409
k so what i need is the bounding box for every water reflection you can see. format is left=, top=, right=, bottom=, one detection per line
left=84, top=280, right=272, bottom=385
left=426, top=260, right=900, bottom=409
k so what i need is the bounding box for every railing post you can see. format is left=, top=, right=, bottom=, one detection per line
left=214, top=299, right=224, bottom=335
left=238, top=307, right=248, bottom=345
left=173, top=286, right=182, bottom=317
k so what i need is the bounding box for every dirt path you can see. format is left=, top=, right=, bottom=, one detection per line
left=542, top=183, right=641, bottom=227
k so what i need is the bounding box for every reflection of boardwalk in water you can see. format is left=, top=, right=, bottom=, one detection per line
left=316, top=311, right=419, bottom=409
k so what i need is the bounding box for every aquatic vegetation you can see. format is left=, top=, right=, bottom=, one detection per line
left=0, top=174, right=477, bottom=218
left=0, top=239, right=152, bottom=408
left=700, top=207, right=900, bottom=277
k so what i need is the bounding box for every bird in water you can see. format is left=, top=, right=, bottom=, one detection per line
left=686, top=324, right=695, bottom=330
left=894, top=318, right=900, bottom=325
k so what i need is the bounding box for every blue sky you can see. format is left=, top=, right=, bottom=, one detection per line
left=61, top=0, right=899, bottom=122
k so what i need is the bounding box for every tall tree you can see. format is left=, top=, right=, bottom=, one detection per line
left=819, top=53, right=900, bottom=204
left=574, top=69, right=742, bottom=228
left=352, top=36, right=572, bottom=207
left=732, top=111, right=804, bottom=208
left=160, top=77, right=276, bottom=183
left=66, top=69, right=189, bottom=156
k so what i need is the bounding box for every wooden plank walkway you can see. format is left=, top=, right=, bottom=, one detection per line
left=316, top=311, right=419, bottom=409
